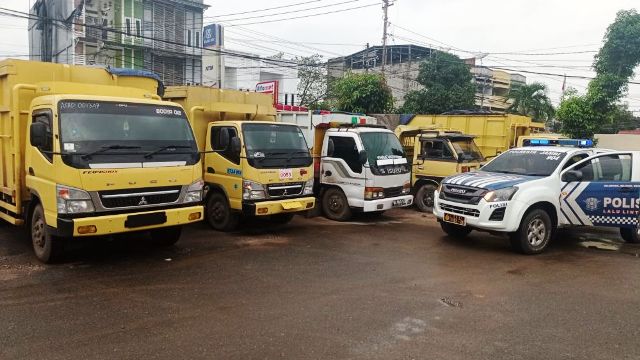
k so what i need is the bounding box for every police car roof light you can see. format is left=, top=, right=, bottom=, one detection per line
left=526, top=138, right=593, bottom=148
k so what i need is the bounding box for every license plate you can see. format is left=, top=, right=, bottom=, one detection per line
left=392, top=199, right=407, bottom=207
left=443, top=212, right=466, bottom=226
left=279, top=168, right=293, bottom=180
left=281, top=201, right=302, bottom=210
left=125, top=212, right=167, bottom=228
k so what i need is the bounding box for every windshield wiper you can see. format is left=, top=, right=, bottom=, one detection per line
left=144, top=145, right=193, bottom=159
left=81, top=145, right=141, bottom=160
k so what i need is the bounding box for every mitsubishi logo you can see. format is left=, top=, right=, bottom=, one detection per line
left=138, top=196, right=148, bottom=206
left=282, top=189, right=288, bottom=196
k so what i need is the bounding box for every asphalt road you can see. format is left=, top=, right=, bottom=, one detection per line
left=1, top=209, right=639, bottom=360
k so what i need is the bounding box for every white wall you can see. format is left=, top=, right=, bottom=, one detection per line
left=595, top=134, right=640, bottom=151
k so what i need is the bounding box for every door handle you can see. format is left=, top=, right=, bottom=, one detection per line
left=207, top=167, right=215, bottom=174
left=324, top=170, right=332, bottom=177
left=28, top=167, right=35, bottom=176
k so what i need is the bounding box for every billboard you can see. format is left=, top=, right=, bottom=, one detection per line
left=203, top=24, right=223, bottom=48
left=256, top=80, right=279, bottom=105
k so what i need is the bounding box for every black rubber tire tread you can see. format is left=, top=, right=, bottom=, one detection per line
left=509, top=209, right=553, bottom=255
left=415, top=183, right=437, bottom=213
left=620, top=227, right=640, bottom=244
left=206, top=192, right=240, bottom=231
left=31, top=204, right=65, bottom=263
left=322, top=188, right=352, bottom=221
left=440, top=222, right=472, bottom=238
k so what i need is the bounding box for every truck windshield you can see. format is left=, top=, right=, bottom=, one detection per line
left=481, top=149, right=567, bottom=176
left=360, top=132, right=410, bottom=176
left=451, top=138, right=484, bottom=162
left=58, top=100, right=198, bottom=168
left=242, top=123, right=312, bottom=169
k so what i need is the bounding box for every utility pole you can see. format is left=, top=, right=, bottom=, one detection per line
left=364, top=42, right=369, bottom=72
left=381, top=0, right=391, bottom=76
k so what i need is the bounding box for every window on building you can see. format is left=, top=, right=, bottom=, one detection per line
left=135, top=19, right=141, bottom=38
left=195, top=31, right=200, bottom=48
left=101, top=18, right=108, bottom=40
left=187, top=29, right=192, bottom=46
left=125, top=18, right=131, bottom=36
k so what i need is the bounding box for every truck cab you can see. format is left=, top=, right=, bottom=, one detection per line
left=396, top=126, right=484, bottom=212
left=433, top=139, right=640, bottom=254
left=312, top=115, right=413, bottom=221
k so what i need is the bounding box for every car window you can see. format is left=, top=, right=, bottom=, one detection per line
left=212, top=126, right=240, bottom=164
left=562, top=153, right=589, bottom=170
left=330, top=136, right=361, bottom=173
left=422, top=140, right=454, bottom=160
left=33, top=111, right=53, bottom=162
left=571, top=154, right=632, bottom=182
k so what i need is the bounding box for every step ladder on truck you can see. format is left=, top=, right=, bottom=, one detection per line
left=310, top=113, right=414, bottom=221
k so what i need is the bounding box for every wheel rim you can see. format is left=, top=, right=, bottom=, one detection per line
left=210, top=202, right=226, bottom=223
left=527, top=218, right=546, bottom=247
left=328, top=194, right=343, bottom=214
left=32, top=216, right=46, bottom=249
left=422, top=190, right=434, bottom=208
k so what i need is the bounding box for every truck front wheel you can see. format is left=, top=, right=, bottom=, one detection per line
left=31, top=204, right=65, bottom=263
left=415, top=183, right=437, bottom=212
left=322, top=188, right=352, bottom=221
left=150, top=226, right=182, bottom=246
left=510, top=209, right=553, bottom=254
left=620, top=225, right=640, bottom=244
left=440, top=222, right=471, bottom=238
left=206, top=192, right=240, bottom=232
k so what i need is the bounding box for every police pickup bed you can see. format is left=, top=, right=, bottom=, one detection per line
left=433, top=140, right=640, bottom=254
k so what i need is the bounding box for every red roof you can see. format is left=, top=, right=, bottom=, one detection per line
left=618, top=129, right=640, bottom=134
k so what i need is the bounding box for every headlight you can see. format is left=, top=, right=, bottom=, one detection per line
left=57, top=184, right=95, bottom=214
left=303, top=179, right=314, bottom=195
left=184, top=179, right=204, bottom=203
left=243, top=180, right=266, bottom=200
left=364, top=187, right=384, bottom=200
left=483, top=187, right=518, bottom=202
left=402, top=181, right=411, bottom=194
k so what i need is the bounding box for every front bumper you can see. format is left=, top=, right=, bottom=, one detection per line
left=433, top=191, right=521, bottom=232
left=362, top=194, right=413, bottom=212
left=243, top=196, right=316, bottom=216
left=51, top=205, right=204, bottom=237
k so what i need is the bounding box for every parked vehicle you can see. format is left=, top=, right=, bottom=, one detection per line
left=402, top=113, right=545, bottom=158
left=163, top=86, right=315, bottom=231
left=310, top=114, right=413, bottom=221
left=0, top=59, right=204, bottom=262
left=434, top=139, right=640, bottom=254
left=395, top=126, right=484, bottom=212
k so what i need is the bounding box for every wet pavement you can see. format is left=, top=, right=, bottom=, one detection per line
left=0, top=209, right=639, bottom=360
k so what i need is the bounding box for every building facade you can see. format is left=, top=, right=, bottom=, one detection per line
left=327, top=45, right=526, bottom=111
left=29, top=0, right=208, bottom=85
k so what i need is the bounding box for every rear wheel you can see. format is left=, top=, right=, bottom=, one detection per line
left=415, top=183, right=437, bottom=212
left=150, top=226, right=182, bottom=246
left=440, top=222, right=472, bottom=238
left=620, top=225, right=640, bottom=244
left=271, top=213, right=295, bottom=225
left=31, top=204, right=65, bottom=263
left=322, top=188, right=352, bottom=221
left=510, top=209, right=552, bottom=254
left=206, top=192, right=240, bottom=231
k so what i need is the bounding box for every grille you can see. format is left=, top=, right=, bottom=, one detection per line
left=440, top=184, right=486, bottom=205
left=489, top=208, right=506, bottom=221
left=98, top=186, right=181, bottom=209
left=267, top=183, right=304, bottom=198
left=440, top=203, right=480, bottom=217
left=384, top=186, right=403, bottom=198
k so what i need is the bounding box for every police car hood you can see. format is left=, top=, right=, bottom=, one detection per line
left=444, top=171, right=539, bottom=191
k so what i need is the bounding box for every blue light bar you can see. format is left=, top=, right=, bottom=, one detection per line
left=524, top=138, right=594, bottom=148
left=558, top=139, right=594, bottom=148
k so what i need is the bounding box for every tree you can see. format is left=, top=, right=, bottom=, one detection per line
left=296, top=54, right=327, bottom=108
left=556, top=9, right=640, bottom=138
left=506, top=82, right=555, bottom=122
left=331, top=72, right=393, bottom=114
left=401, top=51, right=475, bottom=114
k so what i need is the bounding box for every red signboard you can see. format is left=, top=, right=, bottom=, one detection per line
left=256, top=80, right=279, bottom=105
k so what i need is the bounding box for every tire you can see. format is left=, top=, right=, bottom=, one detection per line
left=510, top=209, right=553, bottom=254
left=271, top=213, right=295, bottom=225
left=620, top=225, right=640, bottom=244
left=322, top=188, right=352, bottom=221
left=31, top=204, right=65, bottom=263
left=415, top=183, right=437, bottom=212
left=206, top=192, right=240, bottom=231
left=150, top=226, right=182, bottom=246
left=440, top=222, right=472, bottom=238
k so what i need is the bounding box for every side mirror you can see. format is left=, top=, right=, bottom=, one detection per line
left=562, top=170, right=583, bottom=182
left=30, top=122, right=47, bottom=148
left=358, top=150, right=368, bottom=165
left=219, top=129, right=230, bottom=149
left=327, top=139, right=335, bottom=157
left=231, top=137, right=241, bottom=156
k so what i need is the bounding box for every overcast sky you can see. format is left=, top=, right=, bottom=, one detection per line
left=2, top=0, right=639, bottom=111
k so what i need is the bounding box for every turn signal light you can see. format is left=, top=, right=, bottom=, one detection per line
left=306, top=202, right=314, bottom=209
left=257, top=207, right=269, bottom=214
left=188, top=212, right=202, bottom=221
left=77, top=225, right=97, bottom=234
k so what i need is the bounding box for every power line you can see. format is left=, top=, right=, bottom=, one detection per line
left=219, top=0, right=363, bottom=23
left=205, top=0, right=325, bottom=19
left=224, top=3, right=379, bottom=27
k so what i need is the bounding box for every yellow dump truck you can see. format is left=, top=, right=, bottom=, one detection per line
left=395, top=126, right=484, bottom=212
left=164, top=86, right=315, bottom=231
left=0, top=59, right=204, bottom=262
left=403, top=114, right=545, bottom=158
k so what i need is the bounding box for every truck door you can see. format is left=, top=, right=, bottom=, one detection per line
left=205, top=125, right=243, bottom=209
left=560, top=153, right=639, bottom=228
left=321, top=134, right=366, bottom=196
left=418, top=138, right=457, bottom=178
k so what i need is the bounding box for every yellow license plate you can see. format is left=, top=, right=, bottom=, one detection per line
left=282, top=201, right=303, bottom=210
left=443, top=212, right=466, bottom=226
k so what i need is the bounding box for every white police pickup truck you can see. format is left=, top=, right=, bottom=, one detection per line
left=433, top=140, right=640, bottom=254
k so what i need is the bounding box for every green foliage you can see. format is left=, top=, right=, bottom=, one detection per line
left=296, top=54, right=327, bottom=108
left=506, top=82, right=555, bottom=122
left=401, top=51, right=475, bottom=114
left=556, top=9, right=640, bottom=138
left=331, top=73, right=393, bottom=114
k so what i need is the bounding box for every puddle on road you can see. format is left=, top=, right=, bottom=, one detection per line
left=574, top=234, right=640, bottom=257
